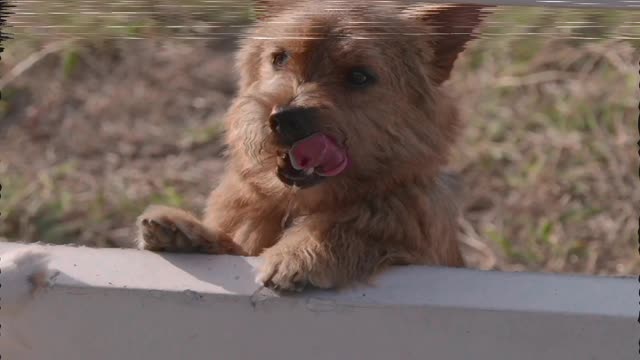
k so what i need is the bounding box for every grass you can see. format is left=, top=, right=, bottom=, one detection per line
left=0, top=168, right=190, bottom=247
left=1, top=2, right=638, bottom=275
left=449, top=27, right=638, bottom=273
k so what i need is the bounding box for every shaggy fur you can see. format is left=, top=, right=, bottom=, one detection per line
left=135, top=0, right=490, bottom=291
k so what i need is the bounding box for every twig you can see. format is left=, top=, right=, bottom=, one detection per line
left=494, top=70, right=569, bottom=87
left=584, top=41, right=634, bottom=73
left=0, top=40, right=74, bottom=91
left=458, top=216, right=497, bottom=270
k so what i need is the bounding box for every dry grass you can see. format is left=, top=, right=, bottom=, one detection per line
left=1, top=4, right=638, bottom=276
left=451, top=37, right=639, bottom=275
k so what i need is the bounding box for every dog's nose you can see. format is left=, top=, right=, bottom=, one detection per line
left=269, top=106, right=317, bottom=145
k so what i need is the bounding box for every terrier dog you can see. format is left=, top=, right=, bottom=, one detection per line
left=136, top=0, right=490, bottom=291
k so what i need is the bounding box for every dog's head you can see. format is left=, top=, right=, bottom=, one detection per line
left=225, top=0, right=490, bottom=195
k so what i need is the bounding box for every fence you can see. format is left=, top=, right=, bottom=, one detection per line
left=0, top=242, right=635, bottom=359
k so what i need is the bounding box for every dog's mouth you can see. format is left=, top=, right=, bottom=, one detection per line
left=276, top=133, right=349, bottom=188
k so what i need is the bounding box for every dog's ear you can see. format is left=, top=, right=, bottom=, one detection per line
left=252, top=0, right=297, bottom=21
left=405, top=4, right=491, bottom=85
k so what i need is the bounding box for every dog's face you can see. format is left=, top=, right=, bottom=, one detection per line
left=225, top=1, right=489, bottom=193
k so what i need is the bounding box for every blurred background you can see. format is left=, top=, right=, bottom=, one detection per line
left=1, top=1, right=638, bottom=276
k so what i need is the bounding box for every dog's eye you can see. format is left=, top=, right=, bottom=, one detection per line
left=347, top=69, right=375, bottom=87
left=272, top=51, right=290, bottom=68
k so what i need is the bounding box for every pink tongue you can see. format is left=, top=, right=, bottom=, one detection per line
left=289, top=133, right=348, bottom=177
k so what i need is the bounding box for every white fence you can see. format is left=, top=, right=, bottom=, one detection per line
left=0, top=242, right=635, bottom=360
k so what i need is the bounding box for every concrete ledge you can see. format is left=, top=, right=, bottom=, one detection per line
left=0, top=242, right=635, bottom=360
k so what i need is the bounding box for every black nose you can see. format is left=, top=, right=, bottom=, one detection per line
left=269, top=106, right=318, bottom=145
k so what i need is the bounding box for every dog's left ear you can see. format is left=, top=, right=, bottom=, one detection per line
left=405, top=4, right=492, bottom=85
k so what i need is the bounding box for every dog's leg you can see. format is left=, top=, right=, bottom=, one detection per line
left=135, top=205, right=245, bottom=255
left=201, top=172, right=288, bottom=256
left=257, top=185, right=465, bottom=291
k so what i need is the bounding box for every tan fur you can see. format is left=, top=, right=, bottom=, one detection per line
left=136, top=1, right=490, bottom=291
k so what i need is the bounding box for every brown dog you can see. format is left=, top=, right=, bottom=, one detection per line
left=136, top=1, right=490, bottom=291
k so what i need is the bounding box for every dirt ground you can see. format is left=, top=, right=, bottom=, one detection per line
left=1, top=5, right=639, bottom=276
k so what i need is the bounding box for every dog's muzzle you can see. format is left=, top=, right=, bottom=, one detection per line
left=269, top=106, right=349, bottom=188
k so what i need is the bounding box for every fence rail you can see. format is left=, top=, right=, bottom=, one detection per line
left=0, top=242, right=635, bottom=360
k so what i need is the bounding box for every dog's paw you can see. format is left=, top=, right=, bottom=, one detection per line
left=257, top=249, right=335, bottom=292
left=136, top=205, right=209, bottom=252
left=258, top=252, right=308, bottom=292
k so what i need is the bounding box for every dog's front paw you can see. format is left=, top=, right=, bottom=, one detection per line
left=136, top=205, right=209, bottom=252
left=257, top=248, right=336, bottom=292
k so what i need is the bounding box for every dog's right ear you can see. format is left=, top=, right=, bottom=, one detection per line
left=403, top=4, right=492, bottom=85
left=252, top=0, right=296, bottom=21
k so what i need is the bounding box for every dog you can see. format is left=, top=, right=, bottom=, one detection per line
left=135, top=0, right=490, bottom=291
